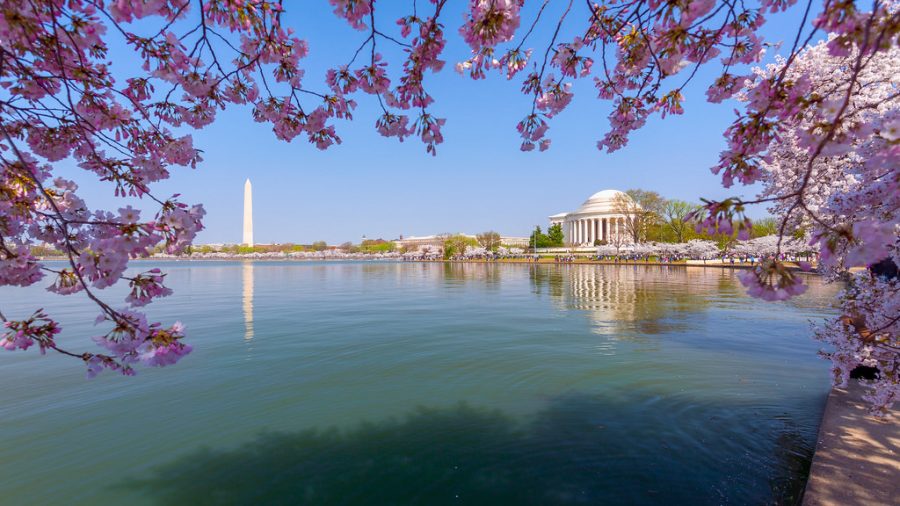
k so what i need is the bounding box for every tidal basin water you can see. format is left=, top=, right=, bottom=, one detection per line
left=0, top=261, right=841, bottom=505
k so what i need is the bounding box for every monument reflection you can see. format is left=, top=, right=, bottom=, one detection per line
left=242, top=262, right=254, bottom=341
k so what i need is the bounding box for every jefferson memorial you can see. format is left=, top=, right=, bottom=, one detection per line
left=549, top=189, right=638, bottom=247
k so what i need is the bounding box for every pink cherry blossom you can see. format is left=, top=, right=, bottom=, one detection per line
left=459, top=0, right=522, bottom=52
left=137, top=321, right=192, bottom=367
left=329, top=0, right=372, bottom=30
left=535, top=77, right=573, bottom=118
left=738, top=259, right=808, bottom=301
left=126, top=269, right=174, bottom=307
left=2, top=310, right=60, bottom=353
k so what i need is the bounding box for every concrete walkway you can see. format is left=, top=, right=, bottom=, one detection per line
left=803, top=382, right=899, bottom=505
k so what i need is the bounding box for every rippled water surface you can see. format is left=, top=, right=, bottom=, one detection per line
left=1, top=261, right=840, bottom=505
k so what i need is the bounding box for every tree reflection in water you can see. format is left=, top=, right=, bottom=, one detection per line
left=120, top=393, right=813, bottom=505
left=441, top=262, right=502, bottom=289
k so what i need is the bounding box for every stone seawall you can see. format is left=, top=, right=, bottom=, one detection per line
left=803, top=383, right=898, bottom=506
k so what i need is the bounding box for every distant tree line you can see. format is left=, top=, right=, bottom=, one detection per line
left=182, top=239, right=401, bottom=255
left=611, top=189, right=780, bottom=249
left=517, top=189, right=782, bottom=251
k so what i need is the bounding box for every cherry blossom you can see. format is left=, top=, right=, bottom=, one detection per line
left=0, top=0, right=312, bottom=376
left=459, top=0, right=522, bottom=52
left=2, top=310, right=60, bottom=353
left=723, top=34, right=899, bottom=414
left=738, top=259, right=808, bottom=301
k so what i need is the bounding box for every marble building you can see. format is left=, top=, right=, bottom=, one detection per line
left=548, top=189, right=637, bottom=247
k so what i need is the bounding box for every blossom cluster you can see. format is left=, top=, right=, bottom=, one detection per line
left=734, top=34, right=898, bottom=414
left=0, top=0, right=308, bottom=376
left=2, top=310, right=60, bottom=354
left=595, top=236, right=815, bottom=262
left=737, top=259, right=808, bottom=301
left=326, top=1, right=450, bottom=154
left=814, top=271, right=900, bottom=417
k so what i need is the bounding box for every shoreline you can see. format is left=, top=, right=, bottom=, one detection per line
left=37, top=256, right=814, bottom=271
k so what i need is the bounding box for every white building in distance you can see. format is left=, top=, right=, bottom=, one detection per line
left=243, top=179, right=253, bottom=246
left=549, top=189, right=638, bottom=247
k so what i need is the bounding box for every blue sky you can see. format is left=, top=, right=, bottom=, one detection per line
left=60, top=2, right=815, bottom=244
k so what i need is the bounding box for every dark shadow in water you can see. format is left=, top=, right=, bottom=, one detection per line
left=769, top=427, right=815, bottom=502
left=119, top=394, right=814, bottom=506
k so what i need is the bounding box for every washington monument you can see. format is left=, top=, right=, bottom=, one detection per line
left=243, top=179, right=253, bottom=246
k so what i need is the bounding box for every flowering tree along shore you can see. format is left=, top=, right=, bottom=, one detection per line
left=0, top=1, right=897, bottom=412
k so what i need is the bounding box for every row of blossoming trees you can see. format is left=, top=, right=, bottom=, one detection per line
left=0, top=1, right=896, bottom=413
left=595, top=235, right=812, bottom=260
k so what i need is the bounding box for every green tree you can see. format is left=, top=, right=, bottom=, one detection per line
left=529, top=226, right=552, bottom=249
left=662, top=200, right=702, bottom=243
left=311, top=241, right=328, bottom=252
left=547, top=223, right=564, bottom=247
left=441, top=234, right=476, bottom=258
left=750, top=217, right=779, bottom=238
left=360, top=239, right=395, bottom=253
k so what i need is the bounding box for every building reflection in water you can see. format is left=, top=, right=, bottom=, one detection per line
left=242, top=261, right=254, bottom=341
left=532, top=264, right=836, bottom=337
left=423, top=263, right=714, bottom=337
left=425, top=262, right=712, bottom=337
left=532, top=264, right=717, bottom=337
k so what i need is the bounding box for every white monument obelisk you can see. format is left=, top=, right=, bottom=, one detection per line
left=242, top=179, right=254, bottom=246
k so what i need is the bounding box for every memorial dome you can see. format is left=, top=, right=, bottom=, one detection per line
left=575, top=189, right=631, bottom=214
left=547, top=189, right=638, bottom=247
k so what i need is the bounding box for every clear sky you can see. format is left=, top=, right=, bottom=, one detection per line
left=59, top=2, right=815, bottom=245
